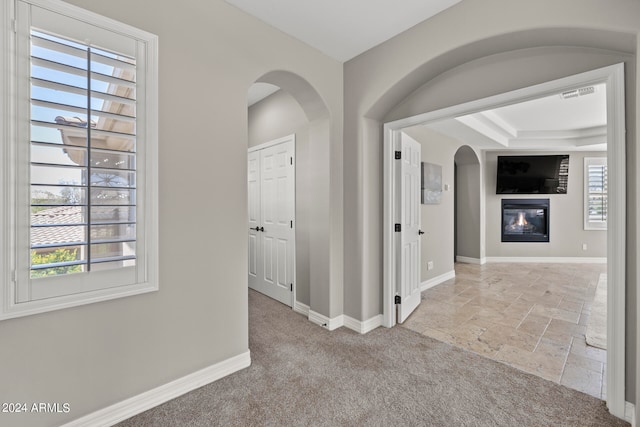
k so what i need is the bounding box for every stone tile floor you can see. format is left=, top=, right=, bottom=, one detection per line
left=401, top=262, right=607, bottom=399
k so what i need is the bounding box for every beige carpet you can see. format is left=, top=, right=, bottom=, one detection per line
left=586, top=274, right=607, bottom=350
left=117, top=290, right=627, bottom=426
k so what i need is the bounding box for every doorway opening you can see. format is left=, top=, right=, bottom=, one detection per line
left=247, top=70, right=335, bottom=328
left=454, top=145, right=482, bottom=264
left=383, top=64, right=624, bottom=414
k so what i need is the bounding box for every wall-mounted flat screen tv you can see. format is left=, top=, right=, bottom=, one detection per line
left=496, top=155, right=569, bottom=194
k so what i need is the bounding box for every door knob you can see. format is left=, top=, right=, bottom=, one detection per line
left=259, top=226, right=265, bottom=232
left=418, top=230, right=425, bottom=235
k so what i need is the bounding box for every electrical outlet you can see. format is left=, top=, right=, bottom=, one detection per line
left=582, top=243, right=588, bottom=251
left=427, top=261, right=434, bottom=270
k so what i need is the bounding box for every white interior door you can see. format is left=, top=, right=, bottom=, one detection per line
left=397, top=135, right=422, bottom=323
left=248, top=136, right=295, bottom=307
left=248, top=150, right=261, bottom=291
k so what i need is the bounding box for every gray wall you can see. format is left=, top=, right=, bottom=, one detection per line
left=485, top=151, right=607, bottom=258
left=343, top=0, right=639, bottom=401
left=0, top=2, right=343, bottom=426
left=248, top=89, right=311, bottom=306
left=403, top=127, right=457, bottom=282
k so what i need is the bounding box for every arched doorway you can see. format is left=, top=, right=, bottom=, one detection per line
left=454, top=146, right=482, bottom=264
left=247, top=71, right=342, bottom=328
left=382, top=64, right=625, bottom=416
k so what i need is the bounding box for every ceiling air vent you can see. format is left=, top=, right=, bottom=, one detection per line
left=560, top=86, right=595, bottom=100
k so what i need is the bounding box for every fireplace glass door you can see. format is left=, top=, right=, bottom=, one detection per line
left=501, top=199, right=550, bottom=242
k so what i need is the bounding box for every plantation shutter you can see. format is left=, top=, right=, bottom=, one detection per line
left=14, top=1, right=150, bottom=302
left=584, top=158, right=607, bottom=230
left=29, top=28, right=138, bottom=278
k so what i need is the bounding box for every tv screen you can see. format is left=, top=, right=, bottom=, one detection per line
left=496, top=155, right=569, bottom=194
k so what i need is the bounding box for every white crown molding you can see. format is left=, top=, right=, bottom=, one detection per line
left=517, top=126, right=606, bottom=141
left=456, top=109, right=607, bottom=151
left=481, top=110, right=518, bottom=136
left=513, top=126, right=606, bottom=149
left=455, top=114, right=511, bottom=146
left=502, top=140, right=606, bottom=151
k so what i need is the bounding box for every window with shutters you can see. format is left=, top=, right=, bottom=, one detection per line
left=0, top=0, right=158, bottom=320
left=584, top=157, right=607, bottom=230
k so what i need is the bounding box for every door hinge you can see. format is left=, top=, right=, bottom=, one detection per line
left=394, top=151, right=401, bottom=160
left=290, top=220, right=293, bottom=229
left=290, top=283, right=293, bottom=292
left=395, top=295, right=401, bottom=304
left=394, top=223, right=401, bottom=232
left=290, top=157, right=293, bottom=165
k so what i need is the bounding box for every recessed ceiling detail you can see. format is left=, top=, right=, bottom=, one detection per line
left=438, top=83, right=608, bottom=152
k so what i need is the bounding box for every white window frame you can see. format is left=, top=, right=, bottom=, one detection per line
left=0, top=0, right=159, bottom=320
left=584, top=157, right=607, bottom=231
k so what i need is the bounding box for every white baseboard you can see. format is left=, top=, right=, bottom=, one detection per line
left=456, top=256, right=486, bottom=265
left=625, top=401, right=635, bottom=426
left=420, top=270, right=456, bottom=292
left=298, top=303, right=362, bottom=333
left=293, top=300, right=310, bottom=316
left=308, top=308, right=382, bottom=334
left=308, top=310, right=343, bottom=331
left=62, top=351, right=251, bottom=427
left=485, top=257, right=607, bottom=264
left=343, top=314, right=383, bottom=334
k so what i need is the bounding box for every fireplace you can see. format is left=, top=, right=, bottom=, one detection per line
left=501, top=199, right=550, bottom=242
